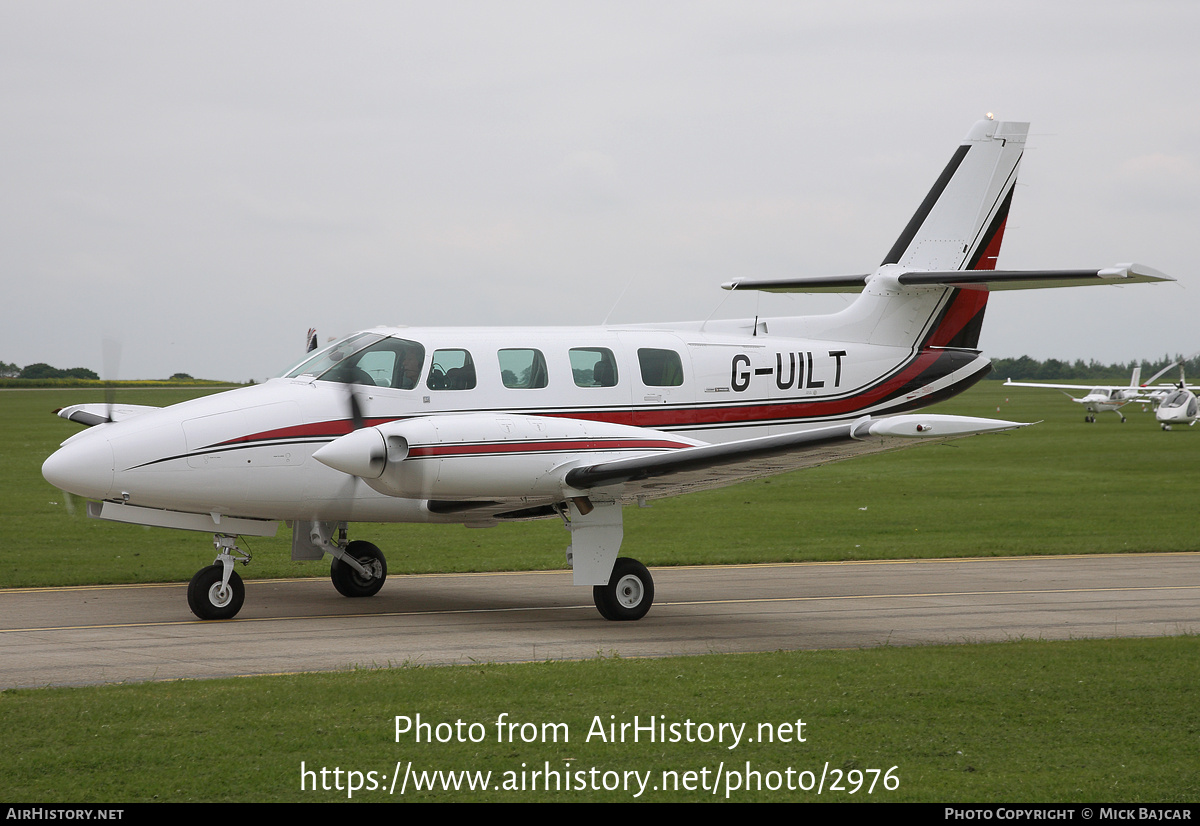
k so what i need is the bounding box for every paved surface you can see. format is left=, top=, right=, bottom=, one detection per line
left=2, top=553, right=1197, bottom=688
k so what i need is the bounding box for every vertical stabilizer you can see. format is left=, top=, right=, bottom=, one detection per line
left=883, top=117, right=1027, bottom=272
left=737, top=118, right=1033, bottom=352
left=875, top=117, right=1027, bottom=351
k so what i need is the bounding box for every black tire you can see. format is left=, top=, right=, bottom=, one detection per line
left=592, top=557, right=654, bottom=621
left=331, top=540, right=387, bottom=598
left=187, top=564, right=245, bottom=620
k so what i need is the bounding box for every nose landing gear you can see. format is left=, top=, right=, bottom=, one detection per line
left=187, top=534, right=250, bottom=620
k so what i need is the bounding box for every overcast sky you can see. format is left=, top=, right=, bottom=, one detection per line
left=3, top=1, right=1198, bottom=381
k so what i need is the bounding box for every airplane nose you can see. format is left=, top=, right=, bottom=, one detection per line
left=42, top=433, right=115, bottom=500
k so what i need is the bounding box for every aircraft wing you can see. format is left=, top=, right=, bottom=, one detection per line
left=563, top=415, right=1028, bottom=500
left=53, top=403, right=161, bottom=427
left=1003, top=380, right=1097, bottom=391
left=315, top=412, right=1029, bottom=516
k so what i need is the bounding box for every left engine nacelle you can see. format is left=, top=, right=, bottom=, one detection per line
left=311, top=414, right=700, bottom=500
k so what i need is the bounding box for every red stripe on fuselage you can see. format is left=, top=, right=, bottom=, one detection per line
left=212, top=418, right=399, bottom=448
left=407, top=438, right=692, bottom=459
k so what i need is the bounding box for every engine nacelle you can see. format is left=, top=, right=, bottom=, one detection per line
left=312, top=413, right=701, bottom=500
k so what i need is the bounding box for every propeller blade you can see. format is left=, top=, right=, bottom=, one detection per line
left=102, top=337, right=122, bottom=423
left=347, top=389, right=365, bottom=431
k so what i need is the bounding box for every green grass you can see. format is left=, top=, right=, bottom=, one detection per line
left=2, top=637, right=1195, bottom=802
left=5, top=382, right=1198, bottom=587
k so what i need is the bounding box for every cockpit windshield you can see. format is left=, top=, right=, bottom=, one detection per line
left=281, top=333, right=426, bottom=389
left=279, top=332, right=386, bottom=380
left=1162, top=390, right=1188, bottom=408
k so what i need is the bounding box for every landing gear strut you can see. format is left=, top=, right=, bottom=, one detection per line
left=560, top=499, right=656, bottom=621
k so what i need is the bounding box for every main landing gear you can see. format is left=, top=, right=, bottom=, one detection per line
left=1084, top=412, right=1126, bottom=423
left=593, top=557, right=654, bottom=621
left=560, top=498, right=656, bottom=622
left=330, top=540, right=387, bottom=598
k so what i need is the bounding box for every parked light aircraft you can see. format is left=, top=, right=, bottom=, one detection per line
left=42, top=117, right=1170, bottom=622
left=1003, top=361, right=1182, bottom=424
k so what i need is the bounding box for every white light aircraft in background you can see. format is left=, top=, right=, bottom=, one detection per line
left=1004, top=361, right=1185, bottom=424
left=42, top=117, right=1170, bottom=622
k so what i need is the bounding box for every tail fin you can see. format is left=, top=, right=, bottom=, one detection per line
left=882, top=118, right=1025, bottom=350
left=723, top=118, right=1169, bottom=354
left=883, top=117, right=1027, bottom=272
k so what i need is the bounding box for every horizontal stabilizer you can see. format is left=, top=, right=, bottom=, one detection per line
left=722, top=263, right=1172, bottom=294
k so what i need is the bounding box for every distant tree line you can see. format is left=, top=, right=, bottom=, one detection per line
left=0, top=361, right=199, bottom=381
left=991, top=354, right=1199, bottom=382
left=0, top=361, right=99, bottom=380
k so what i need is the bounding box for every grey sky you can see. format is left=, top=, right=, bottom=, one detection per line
left=3, top=1, right=1197, bottom=381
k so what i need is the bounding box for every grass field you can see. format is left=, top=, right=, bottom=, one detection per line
left=1, top=638, right=1196, bottom=802
left=2, top=381, right=1197, bottom=803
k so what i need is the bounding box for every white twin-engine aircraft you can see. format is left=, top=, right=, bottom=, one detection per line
left=42, top=117, right=1170, bottom=622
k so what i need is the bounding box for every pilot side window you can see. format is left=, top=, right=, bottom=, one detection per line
left=637, top=348, right=684, bottom=387
left=570, top=347, right=619, bottom=387
left=427, top=349, right=476, bottom=390
left=309, top=336, right=425, bottom=389
left=498, top=348, right=548, bottom=389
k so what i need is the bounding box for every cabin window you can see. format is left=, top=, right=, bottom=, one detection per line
left=498, top=348, right=549, bottom=389
left=570, top=347, right=619, bottom=387
left=637, top=348, right=684, bottom=387
left=427, top=349, right=476, bottom=390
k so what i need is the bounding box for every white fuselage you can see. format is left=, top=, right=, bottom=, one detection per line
left=42, top=320, right=990, bottom=525
left=1074, top=387, right=1138, bottom=414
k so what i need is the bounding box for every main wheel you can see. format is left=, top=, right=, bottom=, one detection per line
left=593, top=557, right=654, bottom=621
left=331, top=540, right=387, bottom=598
left=187, top=564, right=245, bottom=620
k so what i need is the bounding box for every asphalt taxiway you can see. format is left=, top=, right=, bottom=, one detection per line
left=2, top=553, right=1196, bottom=689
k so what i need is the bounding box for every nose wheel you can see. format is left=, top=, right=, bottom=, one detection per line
left=187, top=565, right=245, bottom=620
left=187, top=534, right=251, bottom=620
